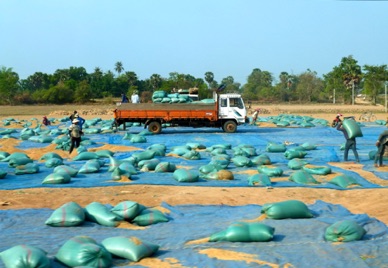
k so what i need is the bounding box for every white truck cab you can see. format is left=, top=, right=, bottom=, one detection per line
left=218, top=93, right=247, bottom=125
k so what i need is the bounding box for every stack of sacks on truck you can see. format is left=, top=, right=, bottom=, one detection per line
left=152, top=90, right=192, bottom=103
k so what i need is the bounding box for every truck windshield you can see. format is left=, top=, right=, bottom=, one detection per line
left=229, top=98, right=244, bottom=109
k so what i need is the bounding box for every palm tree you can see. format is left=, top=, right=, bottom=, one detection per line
left=204, top=72, right=214, bottom=89
left=114, top=61, right=124, bottom=77
left=339, top=56, right=362, bottom=105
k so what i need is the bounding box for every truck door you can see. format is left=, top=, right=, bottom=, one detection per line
left=228, top=97, right=246, bottom=123
left=218, top=97, right=229, bottom=118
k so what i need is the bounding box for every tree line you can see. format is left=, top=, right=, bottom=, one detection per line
left=0, top=55, right=387, bottom=105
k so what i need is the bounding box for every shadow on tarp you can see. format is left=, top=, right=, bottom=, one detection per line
left=0, top=201, right=388, bottom=267
left=1, top=124, right=388, bottom=190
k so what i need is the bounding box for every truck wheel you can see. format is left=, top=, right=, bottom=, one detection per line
left=223, top=120, right=237, bottom=133
left=148, top=121, right=162, bottom=134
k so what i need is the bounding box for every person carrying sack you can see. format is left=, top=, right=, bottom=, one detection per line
left=374, top=127, right=388, bottom=167
left=336, top=121, right=360, bottom=163
left=68, top=119, right=82, bottom=154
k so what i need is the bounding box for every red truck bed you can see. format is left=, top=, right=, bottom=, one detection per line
left=114, top=102, right=218, bottom=121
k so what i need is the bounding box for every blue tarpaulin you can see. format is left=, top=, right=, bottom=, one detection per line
left=0, top=121, right=387, bottom=190
left=1, top=201, right=388, bottom=268
left=1, top=117, right=388, bottom=267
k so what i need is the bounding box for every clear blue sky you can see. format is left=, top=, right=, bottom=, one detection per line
left=1, top=0, right=387, bottom=84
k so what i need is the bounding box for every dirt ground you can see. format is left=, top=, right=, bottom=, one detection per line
left=1, top=103, right=388, bottom=227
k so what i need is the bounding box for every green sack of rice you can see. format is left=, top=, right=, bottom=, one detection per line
left=240, top=146, right=257, bottom=156
left=72, top=151, right=99, bottom=161
left=257, top=165, right=283, bottom=177
left=54, top=165, right=78, bottom=177
left=0, top=129, right=16, bottom=135
left=301, top=142, right=317, bottom=150
left=42, top=172, right=71, bottom=184
left=108, top=156, right=121, bottom=172
left=137, top=129, right=153, bottom=136
left=0, top=151, right=10, bottom=161
left=343, top=118, right=363, bottom=138
left=55, top=236, right=112, bottom=268
left=8, top=157, right=33, bottom=167
left=302, top=164, right=331, bottom=175
left=0, top=170, right=7, bottom=179
left=266, top=143, right=287, bottom=153
left=207, top=143, right=232, bottom=151
left=1, top=152, right=29, bottom=162
left=83, top=128, right=101, bottom=134
left=232, top=147, right=248, bottom=157
left=95, top=149, right=114, bottom=158
left=27, top=136, right=43, bottom=143
left=325, top=220, right=366, bottom=242
left=78, top=160, right=101, bottom=174
left=233, top=146, right=257, bottom=157
left=155, top=162, right=176, bottom=173
left=148, top=143, right=166, bottom=151
left=211, top=153, right=231, bottom=161
left=182, top=150, right=201, bottom=160
left=247, top=173, right=271, bottom=187
left=130, top=135, right=147, bottom=143
left=111, top=201, right=141, bottom=221
left=251, top=154, right=271, bottom=165
left=84, top=202, right=123, bottom=227
left=131, top=150, right=156, bottom=163
left=170, top=145, right=191, bottom=156
left=210, top=147, right=228, bottom=156
left=231, top=155, right=253, bottom=167
left=300, top=121, right=315, bottom=127
left=37, top=136, right=53, bottom=143
left=44, top=157, right=63, bottom=168
left=147, top=147, right=165, bottom=156
left=368, top=150, right=388, bottom=160
left=20, top=133, right=33, bottom=141
left=0, top=245, right=50, bottom=268
left=45, top=201, right=85, bottom=227
left=276, top=121, right=290, bottom=127
left=119, top=161, right=138, bottom=175
left=131, top=209, right=169, bottom=226
left=329, top=174, right=360, bottom=188
left=160, top=97, right=171, bottom=103
left=289, top=170, right=319, bottom=184
left=152, top=90, right=167, bottom=99
left=209, top=222, right=274, bottom=242
left=284, top=150, right=307, bottom=160
left=39, top=152, right=63, bottom=161
left=111, top=167, right=130, bottom=181
left=287, top=158, right=308, bottom=170
left=102, top=236, right=159, bottom=262
left=173, top=169, right=199, bottom=182
left=209, top=155, right=230, bottom=169
left=138, top=158, right=160, bottom=171
left=15, top=163, right=40, bottom=175
left=186, top=142, right=206, bottom=150
left=261, top=200, right=313, bottom=219
left=291, top=145, right=306, bottom=151
left=199, top=164, right=220, bottom=175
